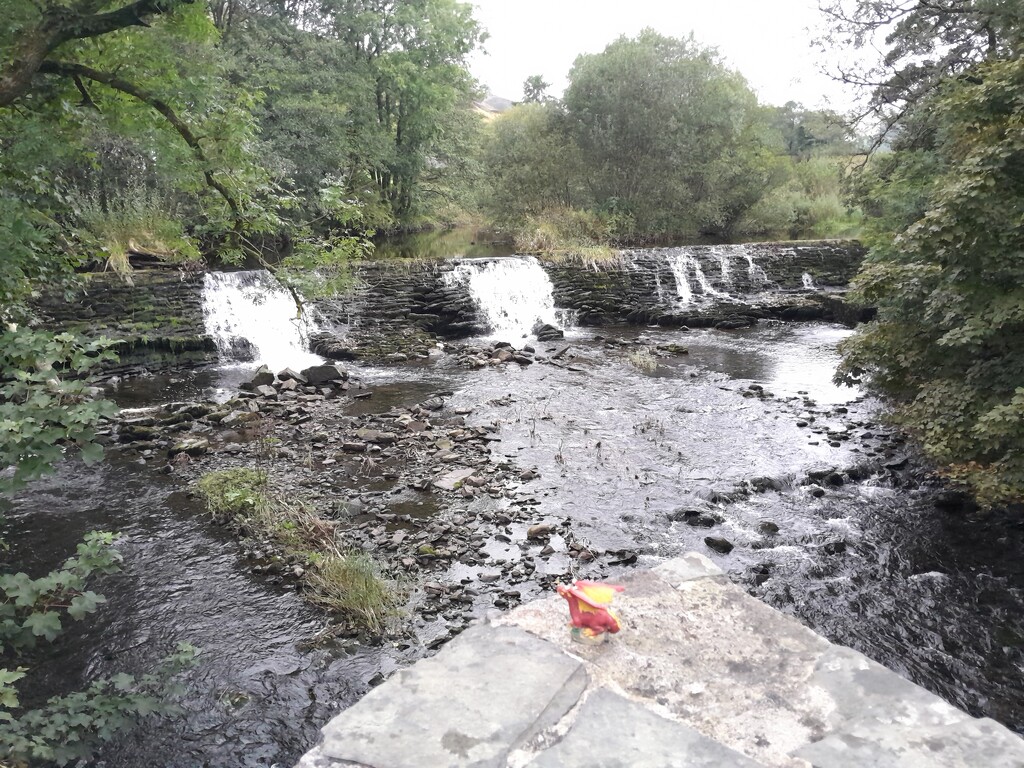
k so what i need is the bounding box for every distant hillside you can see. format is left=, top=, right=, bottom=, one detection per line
left=474, top=94, right=514, bottom=117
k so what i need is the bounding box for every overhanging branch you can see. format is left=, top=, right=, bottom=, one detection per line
left=39, top=60, right=244, bottom=239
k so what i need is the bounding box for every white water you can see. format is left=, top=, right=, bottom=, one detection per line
left=202, top=270, right=324, bottom=370
left=802, top=272, right=817, bottom=290
left=669, top=250, right=731, bottom=307
left=745, top=250, right=770, bottom=287
left=443, top=256, right=569, bottom=340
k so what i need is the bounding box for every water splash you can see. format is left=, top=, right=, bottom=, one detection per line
left=443, top=256, right=566, bottom=339
left=802, top=272, right=817, bottom=290
left=668, top=250, right=731, bottom=307
left=744, top=249, right=770, bottom=287
left=202, top=270, right=324, bottom=370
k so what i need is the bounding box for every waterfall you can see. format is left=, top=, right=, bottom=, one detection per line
left=802, top=272, right=817, bottom=290
left=443, top=256, right=565, bottom=339
left=202, top=270, right=324, bottom=370
left=745, top=250, right=770, bottom=287
left=709, top=245, right=732, bottom=286
left=668, top=250, right=731, bottom=307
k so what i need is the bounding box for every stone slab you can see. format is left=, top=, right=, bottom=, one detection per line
left=652, top=551, right=725, bottom=585
left=527, top=688, right=767, bottom=768
left=313, top=624, right=588, bottom=768
left=794, top=646, right=1024, bottom=768
left=500, top=568, right=832, bottom=766
left=433, top=467, right=477, bottom=491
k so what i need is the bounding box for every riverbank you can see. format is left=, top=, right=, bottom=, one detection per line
left=299, top=553, right=1024, bottom=768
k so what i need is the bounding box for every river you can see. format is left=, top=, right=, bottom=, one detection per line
left=3, top=252, right=1023, bottom=766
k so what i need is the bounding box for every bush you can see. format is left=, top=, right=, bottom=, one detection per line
left=306, top=552, right=401, bottom=636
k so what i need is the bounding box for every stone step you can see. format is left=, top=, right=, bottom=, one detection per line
left=297, top=553, right=1024, bottom=768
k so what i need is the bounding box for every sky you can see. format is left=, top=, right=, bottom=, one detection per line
left=466, top=0, right=861, bottom=111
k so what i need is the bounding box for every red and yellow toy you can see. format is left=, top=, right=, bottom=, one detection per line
left=556, top=580, right=625, bottom=644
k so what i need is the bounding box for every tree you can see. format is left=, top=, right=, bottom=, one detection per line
left=522, top=74, right=550, bottom=104
left=561, top=29, right=778, bottom=237
left=481, top=103, right=585, bottom=224
left=819, top=0, right=1024, bottom=143
left=834, top=4, right=1024, bottom=505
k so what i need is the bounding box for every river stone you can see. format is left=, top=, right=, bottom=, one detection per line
left=704, top=536, right=734, bottom=555
left=433, top=468, right=476, bottom=491
left=255, top=384, right=278, bottom=398
left=278, top=367, right=308, bottom=384
left=248, top=366, right=274, bottom=388
left=169, top=438, right=209, bottom=458
left=301, top=364, right=347, bottom=385
left=313, top=624, right=587, bottom=768
left=534, top=322, right=564, bottom=342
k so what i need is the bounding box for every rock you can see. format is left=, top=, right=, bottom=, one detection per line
left=119, top=423, right=159, bottom=442
left=492, top=349, right=514, bottom=363
left=528, top=523, right=557, bottom=540
left=823, top=541, right=847, bottom=555
left=169, top=438, right=209, bottom=458
left=823, top=472, right=845, bottom=487
left=308, top=331, right=359, bottom=361
left=758, top=521, right=780, bottom=536
left=277, top=367, right=308, bottom=384
left=433, top=468, right=476, bottom=491
left=249, top=366, right=274, bottom=388
left=704, top=536, right=734, bottom=555
left=534, top=322, right=565, bottom=342
left=255, top=384, right=278, bottom=398
left=749, top=476, right=783, bottom=493
left=301, top=364, right=347, bottom=385
left=808, top=485, right=827, bottom=498
left=520, top=468, right=539, bottom=481
left=420, top=397, right=445, bottom=411
left=221, top=410, right=257, bottom=427
left=342, top=442, right=368, bottom=453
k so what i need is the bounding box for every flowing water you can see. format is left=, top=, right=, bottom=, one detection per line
left=5, top=249, right=1024, bottom=766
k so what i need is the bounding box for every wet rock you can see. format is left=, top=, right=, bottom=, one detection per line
left=934, top=489, right=977, bottom=513
left=256, top=384, right=278, bottom=398
left=420, top=397, right=445, bottom=411
left=342, top=442, right=368, bottom=453
left=758, top=521, right=780, bottom=536
left=301, top=364, right=347, bottom=385
left=823, top=472, right=845, bottom=487
left=806, top=466, right=837, bottom=483
left=884, top=455, right=910, bottom=470
left=249, top=366, right=275, bottom=389
left=823, top=541, right=847, bottom=555
left=808, top=485, right=827, bottom=498
left=309, top=331, right=358, bottom=361
left=492, top=349, right=514, bottom=363
left=704, top=536, right=734, bottom=555
left=519, top=468, right=539, bottom=481
left=278, top=368, right=308, bottom=384
left=433, top=468, right=476, bottom=491
left=533, top=322, right=564, bottom=342
left=119, top=423, right=159, bottom=442
left=749, top=476, right=784, bottom=493
left=169, top=437, right=209, bottom=458
left=527, top=523, right=557, bottom=540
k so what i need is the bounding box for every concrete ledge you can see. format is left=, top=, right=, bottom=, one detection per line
left=297, top=553, right=1024, bottom=768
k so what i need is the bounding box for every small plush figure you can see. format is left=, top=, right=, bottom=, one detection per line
left=556, top=580, right=624, bottom=643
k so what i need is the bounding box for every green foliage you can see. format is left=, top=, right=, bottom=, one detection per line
left=0, top=328, right=119, bottom=492
left=838, top=56, right=1024, bottom=505
left=306, top=551, right=401, bottom=635
left=196, top=466, right=401, bottom=633
left=562, top=29, right=776, bottom=238
left=0, top=641, right=197, bottom=767
left=0, top=529, right=196, bottom=767
left=196, top=467, right=269, bottom=519
left=0, top=532, right=122, bottom=655
left=512, top=207, right=618, bottom=261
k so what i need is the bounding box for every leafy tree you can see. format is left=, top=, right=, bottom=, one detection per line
left=522, top=74, right=550, bottom=104
left=480, top=103, right=586, bottom=225
left=561, top=29, right=779, bottom=237
left=835, top=4, right=1024, bottom=505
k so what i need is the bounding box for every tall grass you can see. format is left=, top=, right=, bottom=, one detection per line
left=195, top=467, right=401, bottom=634
left=73, top=185, right=200, bottom=276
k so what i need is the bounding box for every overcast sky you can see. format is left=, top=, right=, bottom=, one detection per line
left=467, top=0, right=859, bottom=111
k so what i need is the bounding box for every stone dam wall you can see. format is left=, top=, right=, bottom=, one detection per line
left=36, top=240, right=870, bottom=367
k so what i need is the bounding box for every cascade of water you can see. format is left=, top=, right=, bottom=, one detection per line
left=744, top=249, right=770, bottom=287
left=710, top=245, right=732, bottom=286
left=202, top=270, right=324, bottom=370
left=669, top=250, right=730, bottom=306
left=802, top=272, right=817, bottom=290
left=443, top=256, right=565, bottom=338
